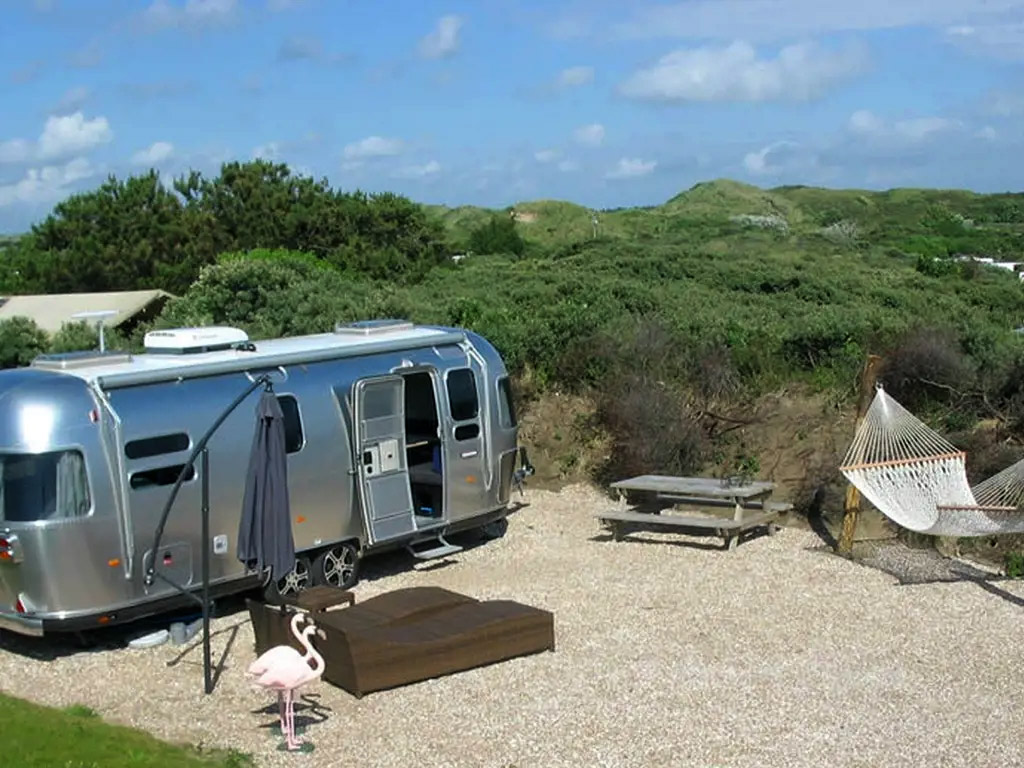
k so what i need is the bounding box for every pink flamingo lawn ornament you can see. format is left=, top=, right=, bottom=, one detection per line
left=246, top=610, right=325, bottom=751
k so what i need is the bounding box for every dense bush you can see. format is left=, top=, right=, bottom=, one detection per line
left=596, top=372, right=708, bottom=482
left=467, top=214, right=526, bottom=256
left=0, top=317, right=48, bottom=368
left=49, top=321, right=99, bottom=354
left=155, top=249, right=383, bottom=339
left=880, top=327, right=974, bottom=409
left=1, top=161, right=453, bottom=295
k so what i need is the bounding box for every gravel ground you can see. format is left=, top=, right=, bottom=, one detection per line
left=3, top=483, right=1024, bottom=768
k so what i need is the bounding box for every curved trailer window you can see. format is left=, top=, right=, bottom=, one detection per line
left=0, top=450, right=91, bottom=522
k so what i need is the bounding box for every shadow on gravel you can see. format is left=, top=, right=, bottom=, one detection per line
left=808, top=537, right=1024, bottom=607
left=0, top=592, right=254, bottom=662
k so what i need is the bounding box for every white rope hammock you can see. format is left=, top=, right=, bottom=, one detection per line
left=839, top=386, right=1024, bottom=537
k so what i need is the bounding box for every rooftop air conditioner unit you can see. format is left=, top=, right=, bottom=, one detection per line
left=143, top=326, right=250, bottom=354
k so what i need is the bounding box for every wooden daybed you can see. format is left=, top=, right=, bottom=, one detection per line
left=248, top=586, right=555, bottom=697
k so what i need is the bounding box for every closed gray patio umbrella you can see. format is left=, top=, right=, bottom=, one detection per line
left=237, top=388, right=296, bottom=583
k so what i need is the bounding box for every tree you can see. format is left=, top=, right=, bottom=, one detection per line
left=23, top=171, right=198, bottom=295
left=468, top=215, right=526, bottom=256
left=0, top=317, right=48, bottom=368
left=14, top=160, right=454, bottom=297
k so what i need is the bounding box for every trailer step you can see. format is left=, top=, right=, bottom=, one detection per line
left=407, top=534, right=463, bottom=561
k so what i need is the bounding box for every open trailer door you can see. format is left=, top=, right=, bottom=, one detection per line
left=352, top=375, right=416, bottom=544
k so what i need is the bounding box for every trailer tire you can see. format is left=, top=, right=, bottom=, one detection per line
left=262, top=554, right=312, bottom=605
left=311, top=542, right=360, bottom=590
left=479, top=516, right=508, bottom=540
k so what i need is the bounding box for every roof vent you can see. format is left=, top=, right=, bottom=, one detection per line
left=32, top=350, right=133, bottom=370
left=143, top=326, right=249, bottom=354
left=334, top=318, right=414, bottom=336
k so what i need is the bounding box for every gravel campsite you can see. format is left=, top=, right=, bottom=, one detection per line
left=2, top=483, right=1022, bottom=768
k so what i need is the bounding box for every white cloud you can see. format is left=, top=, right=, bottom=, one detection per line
left=744, top=144, right=779, bottom=174
left=606, top=157, right=656, bottom=179
left=0, top=139, right=32, bottom=164
left=252, top=141, right=280, bottom=160
left=574, top=123, right=605, bottom=146
left=557, top=66, right=594, bottom=88
left=534, top=149, right=560, bottom=163
left=131, top=141, right=174, bottom=166
left=848, top=109, right=960, bottom=141
left=37, top=112, right=112, bottom=160
left=557, top=159, right=580, bottom=172
left=267, top=0, right=303, bottom=9
left=976, top=125, right=998, bottom=141
left=742, top=140, right=812, bottom=175
left=619, top=40, right=866, bottom=103
left=418, top=15, right=463, bottom=59
left=140, top=0, right=237, bottom=31
left=69, top=39, right=104, bottom=68
left=984, top=90, right=1024, bottom=116
left=611, top=1, right=1024, bottom=42
left=392, top=160, right=441, bottom=178
left=343, top=136, right=405, bottom=160
left=277, top=36, right=322, bottom=61
left=945, top=22, right=1024, bottom=60
left=50, top=86, right=91, bottom=116
left=0, top=157, right=94, bottom=208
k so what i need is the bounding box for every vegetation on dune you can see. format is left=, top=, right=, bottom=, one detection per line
left=0, top=693, right=252, bottom=767
left=2, top=162, right=1024, bottom=484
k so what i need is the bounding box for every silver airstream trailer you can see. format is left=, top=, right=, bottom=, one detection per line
left=0, top=319, right=532, bottom=637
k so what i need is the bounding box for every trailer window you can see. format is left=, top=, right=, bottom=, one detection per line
left=446, top=368, right=479, bottom=421
left=277, top=395, right=304, bottom=454
left=497, top=376, right=517, bottom=428
left=0, top=450, right=91, bottom=522
left=130, top=464, right=196, bottom=490
left=125, top=433, right=190, bottom=459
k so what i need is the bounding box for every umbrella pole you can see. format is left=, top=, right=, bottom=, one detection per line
left=201, top=447, right=213, bottom=695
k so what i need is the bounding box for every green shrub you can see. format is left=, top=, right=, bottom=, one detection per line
left=467, top=214, right=526, bottom=256
left=0, top=317, right=48, bottom=368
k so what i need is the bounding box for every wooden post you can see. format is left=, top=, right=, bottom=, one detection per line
left=836, top=354, right=882, bottom=556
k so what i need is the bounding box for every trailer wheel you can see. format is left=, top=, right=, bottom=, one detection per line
left=262, top=554, right=312, bottom=605
left=311, top=542, right=360, bottom=590
left=479, top=516, right=508, bottom=540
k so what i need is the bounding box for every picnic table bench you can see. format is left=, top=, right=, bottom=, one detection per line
left=596, top=474, right=791, bottom=551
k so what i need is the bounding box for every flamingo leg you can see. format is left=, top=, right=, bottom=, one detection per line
left=285, top=689, right=299, bottom=750
left=277, top=690, right=285, bottom=738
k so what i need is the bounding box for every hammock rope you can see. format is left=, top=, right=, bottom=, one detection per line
left=839, top=385, right=1024, bottom=537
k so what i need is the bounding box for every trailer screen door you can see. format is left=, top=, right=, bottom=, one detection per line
left=352, top=375, right=416, bottom=544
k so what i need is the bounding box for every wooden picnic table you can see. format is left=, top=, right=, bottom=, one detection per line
left=597, top=474, right=790, bottom=551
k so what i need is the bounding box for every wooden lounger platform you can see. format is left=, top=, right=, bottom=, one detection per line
left=249, top=586, right=555, bottom=698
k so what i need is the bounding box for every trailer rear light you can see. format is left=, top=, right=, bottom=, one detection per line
left=0, top=533, right=20, bottom=563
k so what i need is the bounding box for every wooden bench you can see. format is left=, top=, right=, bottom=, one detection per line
left=596, top=509, right=780, bottom=549
left=597, top=475, right=789, bottom=551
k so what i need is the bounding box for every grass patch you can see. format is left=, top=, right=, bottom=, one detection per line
left=0, top=693, right=253, bottom=768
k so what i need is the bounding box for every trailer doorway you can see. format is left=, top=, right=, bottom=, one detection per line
left=402, top=370, right=445, bottom=528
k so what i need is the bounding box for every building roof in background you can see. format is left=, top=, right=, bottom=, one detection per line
left=0, top=290, right=174, bottom=333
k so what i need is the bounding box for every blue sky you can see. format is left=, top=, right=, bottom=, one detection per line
left=1, top=0, right=1023, bottom=232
